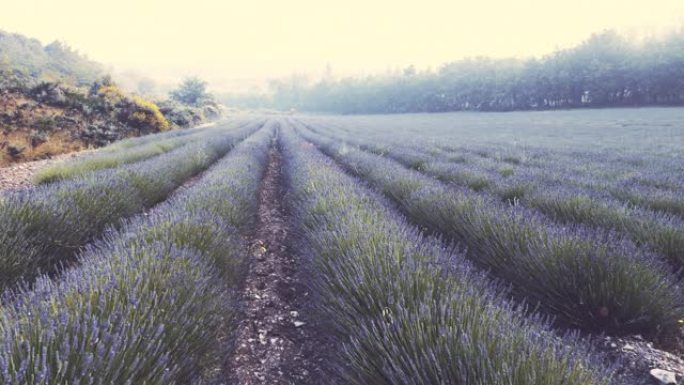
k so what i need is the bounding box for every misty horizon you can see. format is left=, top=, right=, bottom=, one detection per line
left=2, top=0, right=684, bottom=93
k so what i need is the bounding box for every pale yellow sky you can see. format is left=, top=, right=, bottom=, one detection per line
left=1, top=0, right=683, bottom=90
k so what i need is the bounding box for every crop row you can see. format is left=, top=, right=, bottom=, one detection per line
left=0, top=122, right=275, bottom=384
left=429, top=140, right=684, bottom=218
left=418, top=143, right=684, bottom=219
left=100, top=119, right=215, bottom=151
left=294, top=121, right=684, bottom=336
left=302, top=122, right=684, bottom=272
left=0, top=121, right=262, bottom=294
left=303, top=116, right=684, bottom=192
left=302, top=119, right=684, bottom=218
left=280, top=123, right=609, bottom=384
left=34, top=119, right=261, bottom=184
left=447, top=143, right=684, bottom=190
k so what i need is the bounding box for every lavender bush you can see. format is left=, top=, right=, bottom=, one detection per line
left=305, top=121, right=684, bottom=273
left=33, top=119, right=261, bottom=184
left=0, top=122, right=274, bottom=384
left=0, top=121, right=261, bottom=293
left=281, top=124, right=610, bottom=385
left=296, top=123, right=684, bottom=335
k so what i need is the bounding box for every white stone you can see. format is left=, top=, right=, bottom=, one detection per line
left=650, top=368, right=677, bottom=384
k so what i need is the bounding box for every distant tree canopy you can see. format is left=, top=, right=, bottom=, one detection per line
left=228, top=30, right=684, bottom=113
left=0, top=30, right=103, bottom=87
left=170, top=77, right=213, bottom=106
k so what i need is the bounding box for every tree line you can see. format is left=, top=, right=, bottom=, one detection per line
left=229, top=30, right=684, bottom=113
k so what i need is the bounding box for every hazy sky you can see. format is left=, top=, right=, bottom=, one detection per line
left=2, top=0, right=683, bottom=91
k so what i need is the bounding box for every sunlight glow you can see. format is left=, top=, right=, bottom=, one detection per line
left=1, top=0, right=682, bottom=90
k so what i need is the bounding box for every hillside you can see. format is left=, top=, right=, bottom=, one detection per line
left=0, top=31, right=221, bottom=166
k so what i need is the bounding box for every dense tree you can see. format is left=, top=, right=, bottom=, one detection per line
left=170, top=77, right=213, bottom=106
left=227, top=30, right=684, bottom=113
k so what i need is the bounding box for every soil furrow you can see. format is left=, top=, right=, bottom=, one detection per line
left=227, top=144, right=323, bottom=385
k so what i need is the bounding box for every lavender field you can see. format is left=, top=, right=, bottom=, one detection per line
left=1, top=109, right=683, bottom=384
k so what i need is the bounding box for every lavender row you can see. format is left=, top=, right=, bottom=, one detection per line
left=0, top=121, right=275, bottom=384
left=295, top=123, right=684, bottom=336
left=303, top=122, right=684, bottom=272
left=396, top=142, right=684, bottom=224
left=399, top=139, right=684, bottom=271
left=99, top=118, right=233, bottom=151
left=407, top=141, right=684, bottom=272
left=435, top=144, right=684, bottom=217
left=304, top=118, right=684, bottom=218
left=448, top=143, right=684, bottom=191
left=304, top=115, right=684, bottom=192
left=34, top=119, right=261, bottom=184
left=0, top=121, right=261, bottom=294
left=281, top=124, right=610, bottom=384
left=440, top=139, right=684, bottom=218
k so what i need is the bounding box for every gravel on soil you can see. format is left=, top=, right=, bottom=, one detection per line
left=0, top=150, right=91, bottom=192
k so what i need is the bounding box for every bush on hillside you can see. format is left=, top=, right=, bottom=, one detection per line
left=157, top=100, right=204, bottom=127
left=0, top=69, right=32, bottom=92
left=201, top=103, right=222, bottom=120
left=93, top=84, right=170, bottom=133
left=126, top=95, right=171, bottom=132
left=170, top=77, right=213, bottom=106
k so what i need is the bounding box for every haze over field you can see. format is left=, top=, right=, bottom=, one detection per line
left=2, top=0, right=684, bottom=92
left=4, top=1, right=684, bottom=384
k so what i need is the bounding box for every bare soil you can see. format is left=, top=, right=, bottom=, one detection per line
left=601, top=335, right=684, bottom=385
left=226, top=147, right=326, bottom=385
left=0, top=149, right=91, bottom=192
left=0, top=92, right=90, bottom=166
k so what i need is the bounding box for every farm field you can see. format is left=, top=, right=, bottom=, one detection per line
left=0, top=109, right=683, bottom=384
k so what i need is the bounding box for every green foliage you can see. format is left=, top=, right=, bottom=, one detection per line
left=299, top=125, right=684, bottom=336
left=33, top=127, right=219, bottom=184
left=0, top=69, right=33, bottom=91
left=0, top=31, right=209, bottom=156
left=499, top=167, right=515, bottom=177
left=283, top=126, right=610, bottom=385
left=158, top=100, right=205, bottom=127
left=128, top=95, right=171, bottom=131
left=0, top=127, right=254, bottom=293
left=170, top=77, right=213, bottom=106
left=225, top=30, right=684, bottom=112
left=0, top=124, right=274, bottom=383
left=89, top=83, right=171, bottom=135
left=0, top=30, right=102, bottom=88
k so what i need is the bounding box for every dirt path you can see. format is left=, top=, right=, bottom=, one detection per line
left=0, top=150, right=91, bottom=192
left=227, top=146, right=324, bottom=385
